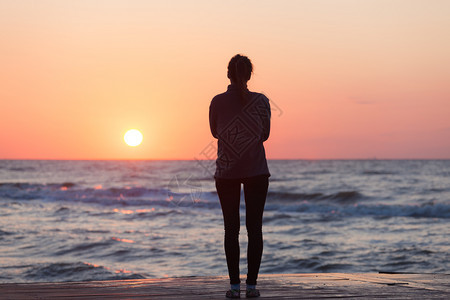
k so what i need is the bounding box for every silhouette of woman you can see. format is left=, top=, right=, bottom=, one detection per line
left=209, top=54, right=271, bottom=298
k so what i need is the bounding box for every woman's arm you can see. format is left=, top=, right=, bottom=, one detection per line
left=262, top=97, right=271, bottom=142
left=209, top=100, right=218, bottom=138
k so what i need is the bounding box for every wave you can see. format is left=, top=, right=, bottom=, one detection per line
left=362, top=170, right=396, bottom=175
left=0, top=182, right=169, bottom=202
left=0, top=182, right=362, bottom=209
left=265, top=202, right=450, bottom=219
left=6, top=167, right=37, bottom=172
left=54, top=241, right=114, bottom=256
left=0, top=229, right=14, bottom=239
left=0, top=182, right=218, bottom=210
left=2, top=182, right=449, bottom=219
left=22, top=262, right=145, bottom=282
left=268, top=190, right=363, bottom=204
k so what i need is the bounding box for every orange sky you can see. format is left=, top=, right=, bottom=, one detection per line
left=1, top=0, right=449, bottom=160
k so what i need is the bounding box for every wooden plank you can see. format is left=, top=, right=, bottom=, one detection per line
left=0, top=273, right=448, bottom=299
left=327, top=273, right=449, bottom=291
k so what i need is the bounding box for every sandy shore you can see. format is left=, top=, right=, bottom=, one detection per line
left=0, top=273, right=449, bottom=299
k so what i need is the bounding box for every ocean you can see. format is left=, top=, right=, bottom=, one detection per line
left=0, top=160, right=449, bottom=283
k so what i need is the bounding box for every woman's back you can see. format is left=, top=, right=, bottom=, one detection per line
left=209, top=84, right=271, bottom=179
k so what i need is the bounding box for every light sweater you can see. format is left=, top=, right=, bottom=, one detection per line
left=209, top=84, right=271, bottom=179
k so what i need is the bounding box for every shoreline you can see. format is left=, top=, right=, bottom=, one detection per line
left=1, top=273, right=448, bottom=299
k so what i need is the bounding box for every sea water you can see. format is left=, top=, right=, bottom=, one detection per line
left=0, top=160, right=449, bottom=283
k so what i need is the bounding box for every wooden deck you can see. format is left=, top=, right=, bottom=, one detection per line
left=0, top=273, right=449, bottom=299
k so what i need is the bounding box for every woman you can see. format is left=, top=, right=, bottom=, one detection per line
left=209, top=54, right=271, bottom=298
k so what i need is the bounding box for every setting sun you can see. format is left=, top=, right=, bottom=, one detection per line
left=124, top=129, right=143, bottom=147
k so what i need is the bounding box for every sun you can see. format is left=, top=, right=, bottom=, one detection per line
left=124, top=129, right=143, bottom=147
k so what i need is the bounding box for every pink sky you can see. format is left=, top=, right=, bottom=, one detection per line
left=1, top=0, right=449, bottom=159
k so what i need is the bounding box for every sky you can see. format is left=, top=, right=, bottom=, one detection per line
left=1, top=0, right=449, bottom=160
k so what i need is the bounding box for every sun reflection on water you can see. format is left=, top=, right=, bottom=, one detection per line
left=113, top=208, right=155, bottom=214
left=111, top=237, right=135, bottom=243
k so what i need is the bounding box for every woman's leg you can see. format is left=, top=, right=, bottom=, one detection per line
left=243, top=175, right=269, bottom=286
left=216, top=178, right=242, bottom=285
